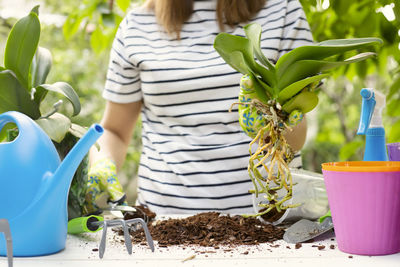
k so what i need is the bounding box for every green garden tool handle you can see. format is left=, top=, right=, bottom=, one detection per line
left=68, top=215, right=104, bottom=234
left=319, top=210, right=331, bottom=223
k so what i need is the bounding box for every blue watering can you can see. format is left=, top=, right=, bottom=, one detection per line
left=0, top=111, right=103, bottom=256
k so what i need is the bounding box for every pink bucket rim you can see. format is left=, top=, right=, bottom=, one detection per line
left=322, top=161, right=400, bottom=172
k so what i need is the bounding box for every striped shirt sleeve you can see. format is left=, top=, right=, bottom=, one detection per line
left=278, top=0, right=314, bottom=57
left=103, top=17, right=143, bottom=103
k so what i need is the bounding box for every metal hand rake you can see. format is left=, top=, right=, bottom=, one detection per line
left=97, top=218, right=154, bottom=259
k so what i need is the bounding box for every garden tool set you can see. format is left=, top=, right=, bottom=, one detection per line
left=68, top=204, right=154, bottom=258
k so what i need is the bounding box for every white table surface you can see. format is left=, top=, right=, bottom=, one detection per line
left=2, top=216, right=400, bottom=267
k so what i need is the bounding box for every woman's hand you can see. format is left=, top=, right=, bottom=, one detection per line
left=84, top=158, right=126, bottom=213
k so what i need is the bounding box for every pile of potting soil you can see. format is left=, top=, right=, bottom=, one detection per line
left=118, top=209, right=284, bottom=247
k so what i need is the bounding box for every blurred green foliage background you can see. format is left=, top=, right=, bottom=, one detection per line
left=0, top=0, right=399, bottom=202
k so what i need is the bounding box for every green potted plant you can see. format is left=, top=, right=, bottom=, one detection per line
left=214, top=23, right=382, bottom=222
left=0, top=6, right=89, bottom=219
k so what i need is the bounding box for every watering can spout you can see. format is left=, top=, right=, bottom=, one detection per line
left=53, top=124, right=104, bottom=192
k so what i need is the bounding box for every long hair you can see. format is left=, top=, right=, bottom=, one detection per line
left=145, top=0, right=266, bottom=38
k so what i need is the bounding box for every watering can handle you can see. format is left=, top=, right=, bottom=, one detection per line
left=0, top=111, right=40, bottom=141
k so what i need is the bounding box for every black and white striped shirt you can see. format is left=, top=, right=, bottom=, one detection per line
left=103, top=0, right=313, bottom=214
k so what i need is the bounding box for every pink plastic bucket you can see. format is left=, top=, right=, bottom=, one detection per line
left=322, top=161, right=400, bottom=255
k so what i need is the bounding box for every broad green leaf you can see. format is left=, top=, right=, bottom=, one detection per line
left=4, top=6, right=41, bottom=89
left=31, top=5, right=39, bottom=15
left=116, top=0, right=131, bottom=12
left=0, top=70, right=40, bottom=119
left=257, top=76, right=274, bottom=100
left=36, top=82, right=81, bottom=116
left=243, top=23, right=275, bottom=70
left=276, top=38, right=383, bottom=78
left=0, top=67, right=5, bottom=71
left=228, top=51, right=252, bottom=75
left=253, top=61, right=276, bottom=88
left=277, top=52, right=376, bottom=89
left=249, top=73, right=269, bottom=104
left=36, top=112, right=71, bottom=143
left=214, top=33, right=275, bottom=86
left=281, top=91, right=318, bottom=114
left=214, top=40, right=252, bottom=75
left=317, top=38, right=383, bottom=47
left=278, top=73, right=329, bottom=103
left=225, top=51, right=272, bottom=102
left=214, top=33, right=254, bottom=71
left=31, top=47, right=52, bottom=104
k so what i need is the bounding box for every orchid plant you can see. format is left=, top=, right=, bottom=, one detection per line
left=214, top=23, right=382, bottom=220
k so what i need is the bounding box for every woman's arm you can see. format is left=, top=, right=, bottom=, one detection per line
left=89, top=100, right=142, bottom=171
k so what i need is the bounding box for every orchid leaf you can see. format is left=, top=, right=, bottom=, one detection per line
left=31, top=46, right=52, bottom=87
left=214, top=32, right=275, bottom=86
left=0, top=70, right=40, bottom=119
left=36, top=82, right=81, bottom=116
left=282, top=91, right=319, bottom=114
left=31, top=47, right=52, bottom=104
left=249, top=73, right=269, bottom=104
left=276, top=38, right=383, bottom=78
left=253, top=61, right=276, bottom=88
left=243, top=23, right=275, bottom=71
left=214, top=33, right=254, bottom=70
left=36, top=112, right=71, bottom=143
left=256, top=76, right=274, bottom=99
left=277, top=52, right=376, bottom=90
left=4, top=5, right=40, bottom=90
left=278, top=73, right=329, bottom=103
left=228, top=51, right=252, bottom=75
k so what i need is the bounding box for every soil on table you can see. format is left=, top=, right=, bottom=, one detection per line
left=117, top=207, right=285, bottom=247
